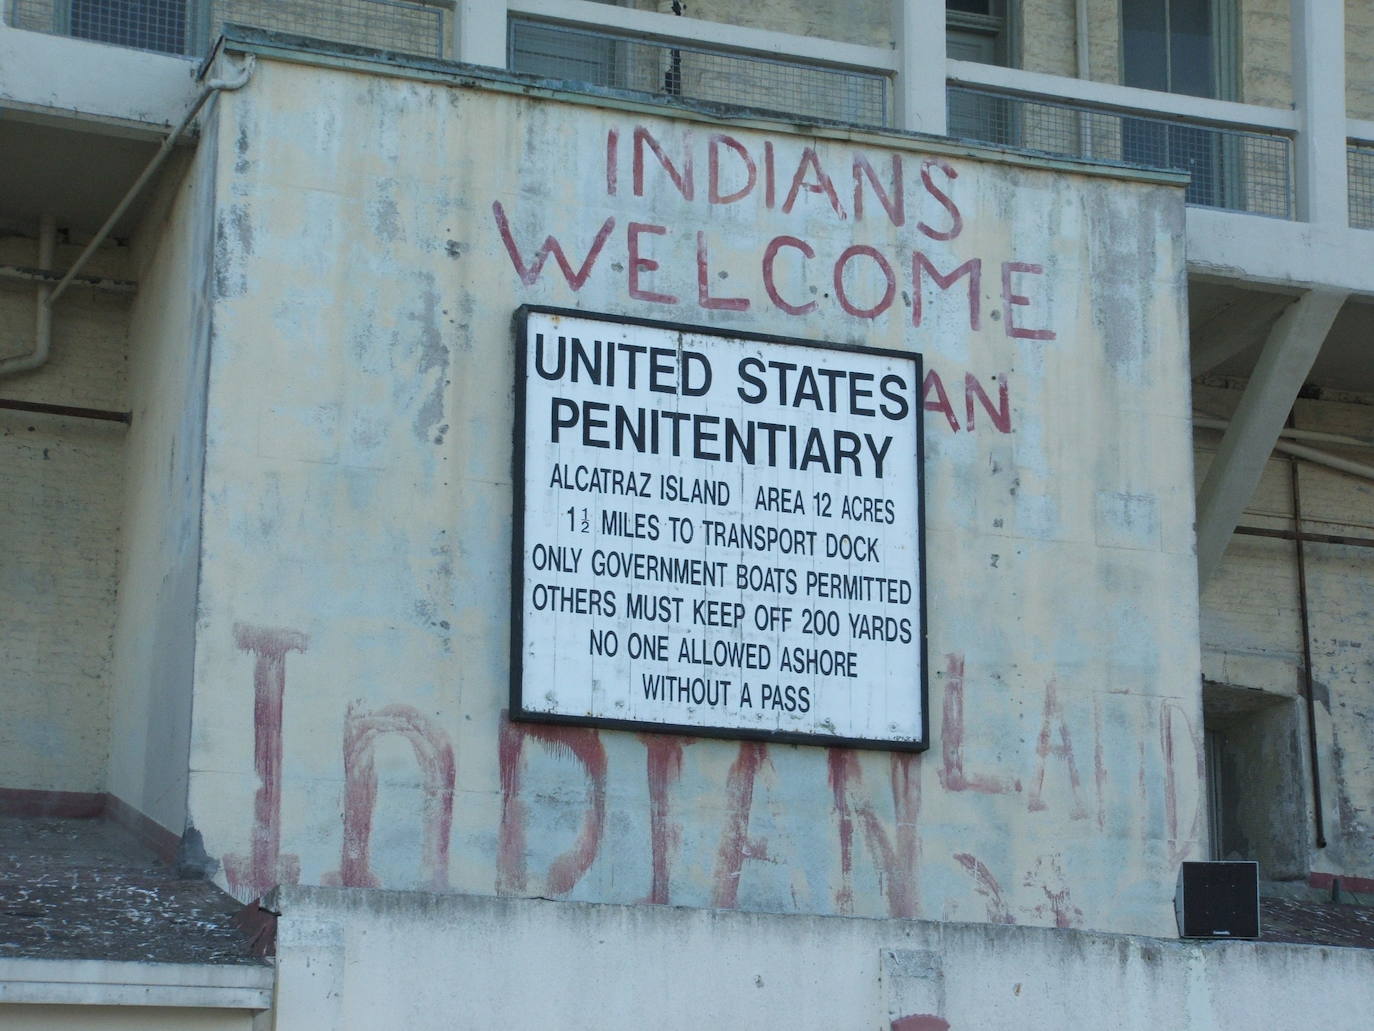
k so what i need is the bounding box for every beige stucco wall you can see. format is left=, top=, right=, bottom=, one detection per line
left=0, top=234, right=128, bottom=795
left=1196, top=384, right=1374, bottom=881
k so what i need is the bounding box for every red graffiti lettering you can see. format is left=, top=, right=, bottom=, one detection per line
left=224, top=623, right=308, bottom=900
left=633, top=125, right=694, bottom=201
left=912, top=254, right=980, bottom=330
left=763, top=140, right=776, bottom=208
left=711, top=742, right=771, bottom=909
left=963, top=373, right=1010, bottom=434
left=708, top=134, right=756, bottom=204
left=627, top=221, right=678, bottom=305
left=853, top=153, right=904, bottom=226
left=1093, top=695, right=1107, bottom=831
left=697, top=232, right=749, bottom=311
left=329, top=704, right=455, bottom=891
left=762, top=235, right=817, bottom=316
left=640, top=734, right=693, bottom=905
left=1024, top=855, right=1083, bottom=928
left=892, top=1017, right=950, bottom=1031
left=606, top=129, right=618, bottom=195
left=922, top=370, right=959, bottom=433
left=828, top=749, right=921, bottom=918
left=1000, top=261, right=1056, bottom=340
left=492, top=201, right=614, bottom=289
left=782, top=146, right=846, bottom=218
left=916, top=159, right=962, bottom=241
left=834, top=244, right=896, bottom=319
left=498, top=716, right=607, bottom=896
left=1028, top=680, right=1089, bottom=818
left=1161, top=702, right=1204, bottom=865
left=954, top=853, right=1016, bottom=924
left=940, top=654, right=1017, bottom=795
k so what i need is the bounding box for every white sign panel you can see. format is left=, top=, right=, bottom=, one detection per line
left=512, top=307, right=927, bottom=749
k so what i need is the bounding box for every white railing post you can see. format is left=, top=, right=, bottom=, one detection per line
left=894, top=0, right=947, bottom=135
left=456, top=0, right=508, bottom=67
left=1291, top=0, right=1347, bottom=225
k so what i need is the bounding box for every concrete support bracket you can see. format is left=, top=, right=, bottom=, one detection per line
left=1190, top=293, right=1297, bottom=377
left=1195, top=288, right=1347, bottom=585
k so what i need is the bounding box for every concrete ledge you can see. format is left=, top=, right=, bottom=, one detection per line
left=0, top=22, right=198, bottom=135
left=0, top=959, right=272, bottom=1010
left=265, top=886, right=1374, bottom=1030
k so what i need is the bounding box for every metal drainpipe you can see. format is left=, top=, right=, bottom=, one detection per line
left=1194, top=416, right=1374, bottom=484
left=0, top=55, right=255, bottom=381
left=1290, top=416, right=1327, bottom=850
left=0, top=215, right=57, bottom=379
left=1075, top=0, right=1090, bottom=79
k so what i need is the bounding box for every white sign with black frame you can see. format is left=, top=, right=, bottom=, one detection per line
left=511, top=306, right=927, bottom=750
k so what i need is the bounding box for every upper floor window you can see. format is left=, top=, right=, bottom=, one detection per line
left=947, top=0, right=1012, bottom=66
left=1122, top=0, right=1237, bottom=100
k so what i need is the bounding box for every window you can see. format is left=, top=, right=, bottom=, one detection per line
left=1122, top=0, right=1237, bottom=101
left=67, top=0, right=190, bottom=55
left=947, top=0, right=1013, bottom=66
left=1120, top=0, right=1238, bottom=207
left=947, top=1, right=1015, bottom=145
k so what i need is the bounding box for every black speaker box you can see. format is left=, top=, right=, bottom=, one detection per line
left=1175, top=861, right=1260, bottom=939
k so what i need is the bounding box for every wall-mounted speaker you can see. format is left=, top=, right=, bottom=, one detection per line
left=1175, top=861, right=1260, bottom=939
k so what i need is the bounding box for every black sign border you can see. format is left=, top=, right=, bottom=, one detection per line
left=510, top=304, right=928, bottom=753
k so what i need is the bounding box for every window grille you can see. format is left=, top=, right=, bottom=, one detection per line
left=947, top=85, right=1293, bottom=219
left=6, top=0, right=448, bottom=58
left=1348, top=141, right=1374, bottom=230
left=508, top=17, right=891, bottom=129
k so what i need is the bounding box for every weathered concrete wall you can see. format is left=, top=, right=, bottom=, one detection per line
left=0, top=234, right=129, bottom=794
left=1196, top=383, right=1374, bottom=883
left=186, top=53, right=1196, bottom=937
left=105, top=141, right=220, bottom=834
left=270, top=885, right=1374, bottom=1030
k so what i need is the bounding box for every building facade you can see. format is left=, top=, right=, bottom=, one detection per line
left=2, top=2, right=1373, bottom=1027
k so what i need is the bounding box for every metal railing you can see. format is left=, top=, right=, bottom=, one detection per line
left=6, top=0, right=450, bottom=58
left=948, top=85, right=1295, bottom=219
left=508, top=17, right=891, bottom=129
left=1348, top=141, right=1374, bottom=230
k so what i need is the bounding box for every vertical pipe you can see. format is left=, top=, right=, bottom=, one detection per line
left=1075, top=0, right=1090, bottom=79
left=1290, top=412, right=1327, bottom=849
left=34, top=214, right=56, bottom=367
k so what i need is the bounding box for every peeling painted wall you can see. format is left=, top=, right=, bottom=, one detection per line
left=1196, top=383, right=1374, bottom=883
left=180, top=55, right=1197, bottom=937
left=0, top=235, right=128, bottom=795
